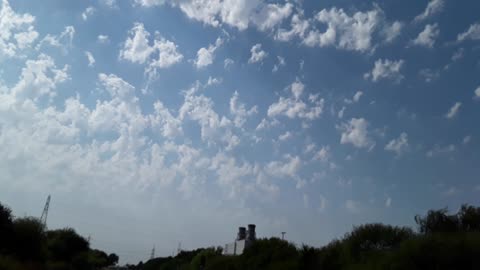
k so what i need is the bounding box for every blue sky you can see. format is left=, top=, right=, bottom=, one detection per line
left=1, top=0, right=480, bottom=264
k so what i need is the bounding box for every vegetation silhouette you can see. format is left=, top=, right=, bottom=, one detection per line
left=2, top=201, right=480, bottom=269
left=0, top=202, right=118, bottom=270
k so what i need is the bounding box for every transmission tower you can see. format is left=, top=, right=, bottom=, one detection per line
left=177, top=242, right=182, bottom=255
left=281, top=232, right=286, bottom=240
left=40, top=195, right=51, bottom=228
left=150, top=245, right=155, bottom=260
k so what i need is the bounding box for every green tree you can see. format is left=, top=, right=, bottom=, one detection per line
left=46, top=228, right=89, bottom=262
left=11, top=217, right=46, bottom=262
left=0, top=202, right=14, bottom=254
left=415, top=208, right=459, bottom=234
left=458, top=204, right=480, bottom=232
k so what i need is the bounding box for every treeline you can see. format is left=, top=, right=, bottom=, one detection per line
left=0, top=202, right=118, bottom=270
left=130, top=204, right=480, bottom=270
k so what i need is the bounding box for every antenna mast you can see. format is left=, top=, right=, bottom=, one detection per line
left=40, top=195, right=51, bottom=228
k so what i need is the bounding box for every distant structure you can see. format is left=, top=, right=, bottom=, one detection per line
left=223, top=224, right=256, bottom=255
left=150, top=245, right=155, bottom=260
left=40, top=195, right=51, bottom=228
left=281, top=232, right=286, bottom=240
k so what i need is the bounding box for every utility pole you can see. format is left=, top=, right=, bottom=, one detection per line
left=281, top=232, right=286, bottom=240
left=40, top=195, right=51, bottom=228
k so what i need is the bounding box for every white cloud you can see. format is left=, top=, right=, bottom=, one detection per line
left=278, top=131, right=292, bottom=141
left=229, top=91, right=257, bottom=128
left=275, top=13, right=309, bottom=42
left=445, top=102, right=461, bottom=119
left=344, top=91, right=363, bottom=104
left=206, top=76, right=222, bottom=86
left=265, top=155, right=302, bottom=179
left=451, top=48, right=464, bottom=61
left=36, top=26, right=75, bottom=52
left=267, top=80, right=324, bottom=121
left=224, top=58, right=234, bottom=69
left=382, top=21, right=403, bottom=43
left=419, top=68, right=440, bottom=82
left=0, top=0, right=38, bottom=57
left=313, top=145, right=330, bottom=162
left=101, top=0, right=117, bottom=8
left=251, top=3, right=293, bottom=32
left=345, top=200, right=360, bottom=212
left=426, top=144, right=456, bottom=157
left=339, top=118, right=374, bottom=149
left=272, top=56, right=286, bottom=73
left=414, top=0, right=444, bottom=22
left=150, top=100, right=182, bottom=138
left=134, top=0, right=293, bottom=32
left=146, top=38, right=183, bottom=77
left=248, top=43, right=268, bottom=64
left=85, top=51, right=95, bottom=67
left=411, top=23, right=439, bottom=48
left=463, top=135, right=471, bottom=145
left=10, top=54, right=69, bottom=101
left=120, top=23, right=183, bottom=78
left=97, top=34, right=110, bottom=44
left=385, top=132, right=409, bottom=156
left=385, top=197, right=392, bottom=207
left=475, top=86, right=480, bottom=99
left=82, top=6, right=95, bottom=21
left=338, top=106, right=346, bottom=119
left=364, top=59, right=404, bottom=82
left=194, top=37, right=222, bottom=69
left=119, top=23, right=155, bottom=64
left=457, top=23, right=480, bottom=42
left=318, top=195, right=327, bottom=212
left=302, top=7, right=397, bottom=52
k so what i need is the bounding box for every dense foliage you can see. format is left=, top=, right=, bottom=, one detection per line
left=129, top=204, right=480, bottom=270
left=0, top=202, right=118, bottom=270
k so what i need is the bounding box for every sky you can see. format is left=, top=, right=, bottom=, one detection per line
left=0, top=0, right=480, bottom=264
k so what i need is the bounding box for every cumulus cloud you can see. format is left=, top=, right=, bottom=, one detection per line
left=313, top=145, right=330, bottom=162
left=411, top=23, right=439, bottom=48
left=267, top=80, right=324, bottom=121
left=248, top=43, right=268, bottom=64
left=445, top=102, right=461, bottom=119
left=0, top=0, right=39, bottom=57
left=339, top=118, right=374, bottom=149
left=85, top=51, right=95, bottom=67
left=81, top=6, right=95, bottom=21
left=457, top=23, right=480, bottom=42
left=414, top=0, right=444, bottom=22
left=382, top=21, right=403, bottom=43
left=385, top=132, right=409, bottom=156
left=251, top=3, right=293, bottom=32
left=344, top=91, right=363, bottom=104
left=133, top=0, right=293, bottom=32
left=119, top=23, right=183, bottom=78
left=295, top=7, right=402, bottom=52
left=385, top=197, right=392, bottom=207
left=229, top=91, right=257, bottom=128
left=194, top=37, right=222, bottom=69
left=275, top=13, right=309, bottom=42
left=364, top=59, right=404, bottom=82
